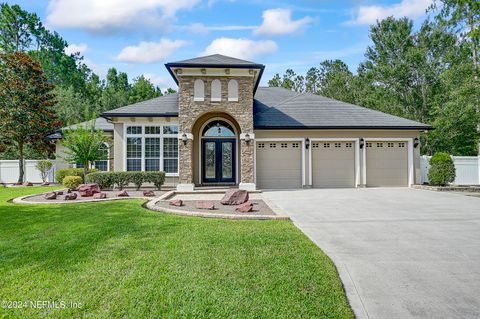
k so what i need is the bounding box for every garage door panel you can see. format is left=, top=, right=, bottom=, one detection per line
left=256, top=142, right=302, bottom=189
left=312, top=142, right=355, bottom=188
left=366, top=142, right=408, bottom=187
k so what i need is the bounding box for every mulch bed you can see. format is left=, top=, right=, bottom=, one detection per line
left=21, top=189, right=165, bottom=203
left=155, top=199, right=275, bottom=216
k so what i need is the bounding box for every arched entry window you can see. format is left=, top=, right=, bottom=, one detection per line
left=202, top=120, right=235, bottom=137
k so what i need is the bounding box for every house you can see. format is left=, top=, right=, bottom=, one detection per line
left=53, top=54, right=432, bottom=190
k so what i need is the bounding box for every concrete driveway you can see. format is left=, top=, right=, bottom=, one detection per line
left=263, top=188, right=480, bottom=319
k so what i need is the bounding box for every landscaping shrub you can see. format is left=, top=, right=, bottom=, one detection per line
left=128, top=171, right=145, bottom=190
left=86, top=172, right=114, bottom=189
left=55, top=168, right=98, bottom=184
left=428, top=152, right=456, bottom=186
left=62, top=176, right=83, bottom=190
left=111, top=172, right=130, bottom=190
left=144, top=171, right=165, bottom=190
left=85, top=171, right=165, bottom=190
left=35, top=160, right=53, bottom=183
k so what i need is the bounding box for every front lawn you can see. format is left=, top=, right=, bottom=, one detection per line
left=0, top=187, right=353, bottom=319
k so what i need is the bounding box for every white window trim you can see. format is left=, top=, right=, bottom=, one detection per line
left=362, top=138, right=414, bottom=187
left=308, top=138, right=360, bottom=187
left=124, top=124, right=179, bottom=176
left=193, top=79, right=205, bottom=102
left=254, top=138, right=306, bottom=187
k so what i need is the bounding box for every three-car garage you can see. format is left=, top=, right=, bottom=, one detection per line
left=255, top=137, right=413, bottom=189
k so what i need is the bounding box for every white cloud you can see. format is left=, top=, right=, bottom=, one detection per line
left=202, top=37, right=278, bottom=60
left=116, top=39, right=189, bottom=64
left=46, top=0, right=200, bottom=31
left=351, top=0, right=432, bottom=25
left=64, top=43, right=88, bottom=55
left=142, top=73, right=169, bottom=87
left=254, top=8, right=314, bottom=36
left=177, top=23, right=257, bottom=34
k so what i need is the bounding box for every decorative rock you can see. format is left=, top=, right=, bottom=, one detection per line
left=235, top=202, right=254, bottom=213
left=220, top=189, right=249, bottom=205
left=66, top=188, right=72, bottom=194
left=169, top=199, right=183, bottom=207
left=77, top=183, right=101, bottom=197
left=117, top=190, right=129, bottom=197
left=41, top=182, right=50, bottom=186
left=64, top=193, right=77, bottom=200
left=23, top=182, right=33, bottom=187
left=196, top=200, right=215, bottom=210
left=44, top=192, right=57, bottom=200
left=14, top=182, right=22, bottom=186
left=93, top=192, right=107, bottom=199
left=143, top=190, right=155, bottom=197
left=56, top=190, right=64, bottom=196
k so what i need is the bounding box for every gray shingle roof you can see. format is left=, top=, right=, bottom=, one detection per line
left=102, top=93, right=179, bottom=117
left=166, top=54, right=262, bottom=67
left=47, top=117, right=114, bottom=140
left=253, top=87, right=431, bottom=129
left=97, top=87, right=430, bottom=130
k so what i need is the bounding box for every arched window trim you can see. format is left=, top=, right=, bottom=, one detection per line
left=94, top=142, right=110, bottom=171
left=211, top=79, right=221, bottom=102
left=228, top=79, right=238, bottom=102
left=202, top=120, right=235, bottom=137
left=194, top=79, right=205, bottom=102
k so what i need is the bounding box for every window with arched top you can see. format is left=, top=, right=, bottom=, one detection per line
left=202, top=120, right=235, bottom=137
left=228, top=79, right=238, bottom=101
left=194, top=79, right=204, bottom=101
left=211, top=79, right=221, bottom=102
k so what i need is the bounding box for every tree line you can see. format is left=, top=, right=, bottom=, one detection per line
left=268, top=1, right=480, bottom=156
left=0, top=3, right=175, bottom=160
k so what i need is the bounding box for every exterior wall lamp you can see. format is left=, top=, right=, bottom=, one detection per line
left=244, top=133, right=251, bottom=144
left=413, top=137, right=420, bottom=148
left=181, top=133, right=188, bottom=145
left=305, top=138, right=310, bottom=149
left=359, top=138, right=365, bottom=149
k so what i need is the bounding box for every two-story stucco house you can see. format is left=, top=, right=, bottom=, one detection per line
left=52, top=54, right=432, bottom=190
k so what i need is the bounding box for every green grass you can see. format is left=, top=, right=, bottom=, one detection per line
left=0, top=187, right=353, bottom=319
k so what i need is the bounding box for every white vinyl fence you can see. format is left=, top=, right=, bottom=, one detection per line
left=421, top=156, right=480, bottom=185
left=0, top=160, right=55, bottom=184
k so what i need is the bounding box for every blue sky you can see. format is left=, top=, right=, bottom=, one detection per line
left=6, top=0, right=433, bottom=90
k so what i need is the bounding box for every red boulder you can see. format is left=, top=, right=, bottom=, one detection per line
left=169, top=199, right=183, bottom=207
left=44, top=192, right=57, bottom=200
left=220, top=189, right=249, bottom=205
left=56, top=190, right=64, bottom=195
left=196, top=200, right=215, bottom=210
left=117, top=190, right=129, bottom=197
left=235, top=202, right=254, bottom=213
left=143, top=190, right=155, bottom=197
left=41, top=182, right=50, bottom=186
left=93, top=192, right=107, bottom=199
left=77, top=183, right=101, bottom=197
left=64, top=193, right=77, bottom=200
left=23, top=182, right=33, bottom=186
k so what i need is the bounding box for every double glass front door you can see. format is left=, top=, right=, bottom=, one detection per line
left=202, top=139, right=235, bottom=184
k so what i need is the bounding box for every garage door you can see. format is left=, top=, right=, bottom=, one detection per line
left=366, top=141, right=408, bottom=187
left=312, top=141, right=355, bottom=188
left=256, top=141, right=302, bottom=189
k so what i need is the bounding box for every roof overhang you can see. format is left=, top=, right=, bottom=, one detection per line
left=253, top=125, right=433, bottom=130
left=101, top=112, right=179, bottom=119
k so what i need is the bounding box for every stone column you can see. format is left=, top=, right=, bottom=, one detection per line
left=177, top=134, right=194, bottom=191
left=239, top=135, right=255, bottom=190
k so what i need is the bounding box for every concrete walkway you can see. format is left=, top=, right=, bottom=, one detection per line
left=263, top=188, right=480, bottom=319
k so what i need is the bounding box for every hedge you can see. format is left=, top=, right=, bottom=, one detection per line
left=55, top=168, right=98, bottom=184
left=428, top=152, right=456, bottom=186
left=62, top=176, right=83, bottom=190
left=86, top=171, right=165, bottom=190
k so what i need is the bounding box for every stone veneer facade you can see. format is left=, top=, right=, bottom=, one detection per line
left=177, top=75, right=255, bottom=186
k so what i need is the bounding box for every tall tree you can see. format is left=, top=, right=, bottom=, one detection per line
left=0, top=52, right=61, bottom=182
left=317, top=60, right=356, bottom=103
left=431, top=0, right=480, bottom=75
